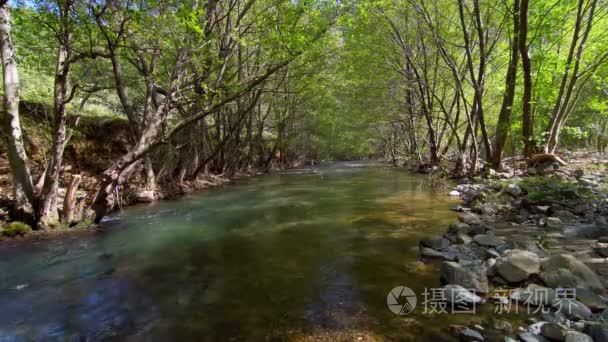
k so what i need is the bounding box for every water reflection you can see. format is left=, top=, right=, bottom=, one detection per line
left=0, top=162, right=460, bottom=340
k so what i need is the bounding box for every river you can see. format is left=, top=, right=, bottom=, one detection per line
left=0, top=162, right=493, bottom=341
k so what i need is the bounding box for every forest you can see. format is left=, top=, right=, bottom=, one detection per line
left=2, top=0, right=608, bottom=341
left=1, top=0, right=608, bottom=228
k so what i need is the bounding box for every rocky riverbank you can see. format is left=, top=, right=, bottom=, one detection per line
left=418, top=152, right=608, bottom=341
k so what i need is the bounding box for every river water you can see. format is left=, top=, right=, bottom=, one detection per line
left=0, top=162, right=492, bottom=341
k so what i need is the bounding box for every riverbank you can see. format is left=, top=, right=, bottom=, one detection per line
left=416, top=151, right=608, bottom=341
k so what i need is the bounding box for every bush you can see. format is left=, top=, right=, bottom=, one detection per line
left=2, top=221, right=32, bottom=237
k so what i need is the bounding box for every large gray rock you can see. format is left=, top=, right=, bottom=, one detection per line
left=540, top=322, right=566, bottom=341
left=495, top=249, right=541, bottom=283
left=553, top=299, right=592, bottom=320
left=594, top=245, right=608, bottom=257
left=459, top=212, right=482, bottom=225
left=420, top=247, right=456, bottom=261
left=504, top=183, right=522, bottom=196
left=584, top=322, right=608, bottom=341
left=473, top=234, right=505, bottom=248
left=575, top=288, right=608, bottom=312
left=448, top=325, right=484, bottom=342
left=545, top=217, right=563, bottom=230
left=449, top=222, right=471, bottom=235
left=420, top=236, right=451, bottom=250
left=442, top=285, right=483, bottom=305
left=564, top=331, right=593, bottom=342
left=541, top=254, right=604, bottom=292
left=519, top=332, right=548, bottom=342
left=541, top=310, right=567, bottom=324
left=459, top=327, right=484, bottom=342
left=440, top=261, right=489, bottom=294
left=510, top=284, right=555, bottom=306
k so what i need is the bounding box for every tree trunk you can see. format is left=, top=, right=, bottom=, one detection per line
left=0, top=3, right=35, bottom=222
left=545, top=0, right=598, bottom=153
left=490, top=0, right=520, bottom=169
left=62, top=174, right=81, bottom=225
left=37, top=4, right=72, bottom=228
left=519, top=0, right=534, bottom=157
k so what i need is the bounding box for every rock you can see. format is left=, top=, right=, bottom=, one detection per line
left=453, top=234, right=472, bottom=244
left=554, top=210, right=577, bottom=222
left=542, top=310, right=567, bottom=324
left=504, top=183, right=522, bottom=197
left=545, top=217, right=563, bottom=230
left=570, top=321, right=586, bottom=332
left=450, top=190, right=461, bottom=197
left=447, top=244, right=488, bottom=262
left=460, top=328, right=484, bottom=342
left=584, top=322, right=608, bottom=341
left=540, top=322, right=566, bottom=341
left=479, top=203, right=497, bottom=216
left=442, top=285, right=483, bottom=305
left=543, top=165, right=556, bottom=174
left=469, top=224, right=490, bottom=236
left=440, top=261, right=489, bottom=294
left=574, top=288, right=607, bottom=312
left=135, top=189, right=156, bottom=203
left=473, top=234, right=506, bottom=248
left=541, top=254, right=604, bottom=292
left=421, top=236, right=451, bottom=250
left=510, top=284, right=555, bottom=306
left=553, top=299, right=592, bottom=320
left=573, top=204, right=589, bottom=215
left=452, top=205, right=470, bottom=212
left=597, top=236, right=608, bottom=243
left=519, top=332, right=548, bottom=342
left=459, top=212, right=482, bottom=225
left=564, top=331, right=593, bottom=342
left=534, top=205, right=551, bottom=214
left=495, top=250, right=541, bottom=283
left=528, top=167, right=538, bottom=175
left=485, top=249, right=500, bottom=259
left=448, top=325, right=484, bottom=342
left=449, top=222, right=472, bottom=235
left=420, top=247, right=457, bottom=261
left=594, top=245, right=608, bottom=257
left=490, top=319, right=512, bottom=333
left=564, top=224, right=608, bottom=239
left=528, top=322, right=546, bottom=335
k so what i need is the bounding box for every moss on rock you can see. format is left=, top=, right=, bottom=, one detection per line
left=2, top=221, right=32, bottom=237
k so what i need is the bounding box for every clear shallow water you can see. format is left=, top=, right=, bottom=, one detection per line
left=0, top=162, right=485, bottom=341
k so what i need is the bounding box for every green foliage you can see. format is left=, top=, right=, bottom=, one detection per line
left=2, top=221, right=32, bottom=237
left=518, top=176, right=581, bottom=201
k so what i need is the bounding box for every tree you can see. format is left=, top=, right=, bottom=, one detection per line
left=0, top=0, right=35, bottom=221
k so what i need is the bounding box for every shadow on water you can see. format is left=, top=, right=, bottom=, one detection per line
left=0, top=161, right=483, bottom=341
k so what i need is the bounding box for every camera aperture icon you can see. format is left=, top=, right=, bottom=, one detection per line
left=387, top=286, right=417, bottom=315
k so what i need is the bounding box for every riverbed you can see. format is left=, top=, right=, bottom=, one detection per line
left=0, top=162, right=494, bottom=341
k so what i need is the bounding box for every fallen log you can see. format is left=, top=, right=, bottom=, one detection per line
left=526, top=153, right=567, bottom=167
